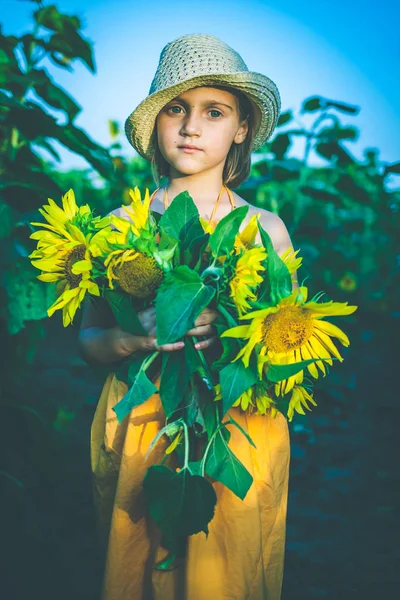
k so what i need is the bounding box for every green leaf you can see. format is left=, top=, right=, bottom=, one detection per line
left=159, top=350, right=191, bottom=417
left=0, top=201, right=14, bottom=238
left=209, top=205, right=248, bottom=257
left=266, top=358, right=332, bottom=383
left=142, top=465, right=217, bottom=552
left=34, top=6, right=82, bottom=33
left=57, top=123, right=114, bottom=178
left=113, top=365, right=159, bottom=423
left=182, top=218, right=209, bottom=268
left=33, top=6, right=95, bottom=72
left=144, top=420, right=183, bottom=460
left=156, top=266, right=215, bottom=344
left=220, top=360, right=258, bottom=417
left=33, top=69, right=81, bottom=119
left=226, top=414, right=257, bottom=449
left=211, top=319, right=241, bottom=370
left=205, top=430, right=253, bottom=500
left=159, top=191, right=199, bottom=240
left=104, top=290, right=147, bottom=335
left=187, top=460, right=203, bottom=476
left=257, top=222, right=292, bottom=305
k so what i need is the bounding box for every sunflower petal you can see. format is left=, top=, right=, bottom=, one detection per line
left=313, top=319, right=350, bottom=346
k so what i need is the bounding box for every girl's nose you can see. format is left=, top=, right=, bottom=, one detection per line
left=180, top=111, right=201, bottom=136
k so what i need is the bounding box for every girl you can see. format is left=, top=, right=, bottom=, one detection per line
left=80, top=33, right=297, bottom=600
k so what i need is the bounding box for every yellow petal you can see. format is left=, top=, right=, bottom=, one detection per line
left=313, top=319, right=350, bottom=346
left=61, top=189, right=77, bottom=220
left=220, top=325, right=250, bottom=339
left=37, top=272, right=62, bottom=283
left=313, top=330, right=343, bottom=362
left=71, top=259, right=92, bottom=274
left=305, top=300, right=358, bottom=318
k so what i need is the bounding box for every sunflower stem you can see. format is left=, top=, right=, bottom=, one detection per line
left=191, top=337, right=214, bottom=390
left=142, top=350, right=160, bottom=371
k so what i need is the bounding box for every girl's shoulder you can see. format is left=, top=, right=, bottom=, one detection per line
left=232, top=190, right=293, bottom=256
left=231, top=190, right=286, bottom=231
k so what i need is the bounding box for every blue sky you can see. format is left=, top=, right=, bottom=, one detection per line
left=3, top=0, right=400, bottom=173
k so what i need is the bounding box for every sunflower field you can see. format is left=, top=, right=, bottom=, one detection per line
left=0, top=3, right=399, bottom=599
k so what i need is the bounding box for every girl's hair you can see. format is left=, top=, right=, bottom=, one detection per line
left=151, top=85, right=255, bottom=189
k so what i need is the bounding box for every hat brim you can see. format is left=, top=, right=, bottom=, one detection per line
left=124, top=71, right=281, bottom=160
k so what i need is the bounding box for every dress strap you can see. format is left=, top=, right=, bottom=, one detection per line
left=149, top=187, right=160, bottom=206
left=161, top=184, right=235, bottom=217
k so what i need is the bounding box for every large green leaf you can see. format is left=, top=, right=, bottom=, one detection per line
left=33, top=6, right=95, bottom=72
left=159, top=191, right=199, bottom=241
left=257, top=222, right=292, bottom=306
left=142, top=465, right=217, bottom=553
left=209, top=205, right=248, bottom=258
left=104, top=290, right=147, bottom=336
left=211, top=317, right=242, bottom=370
left=156, top=266, right=215, bottom=344
left=205, top=429, right=253, bottom=500
left=220, top=360, right=258, bottom=417
left=112, top=363, right=159, bottom=423
left=266, top=358, right=331, bottom=383
left=33, top=69, right=81, bottom=119
left=159, top=349, right=191, bottom=417
left=6, top=102, right=60, bottom=139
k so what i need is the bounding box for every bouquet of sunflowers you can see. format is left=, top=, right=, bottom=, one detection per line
left=30, top=187, right=357, bottom=565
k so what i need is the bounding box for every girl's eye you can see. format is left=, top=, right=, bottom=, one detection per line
left=166, top=105, right=222, bottom=118
left=167, top=105, right=183, bottom=114
left=209, top=109, right=222, bottom=118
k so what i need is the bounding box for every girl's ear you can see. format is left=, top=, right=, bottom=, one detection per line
left=233, top=116, right=249, bottom=145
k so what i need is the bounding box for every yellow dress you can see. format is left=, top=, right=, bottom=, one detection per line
left=90, top=185, right=291, bottom=599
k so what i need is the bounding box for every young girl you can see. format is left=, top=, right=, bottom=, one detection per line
left=80, top=33, right=298, bottom=600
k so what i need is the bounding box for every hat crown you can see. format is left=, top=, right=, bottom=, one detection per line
left=149, top=33, right=249, bottom=95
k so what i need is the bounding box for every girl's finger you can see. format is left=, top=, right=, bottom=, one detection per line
left=155, top=341, right=185, bottom=352
left=194, top=308, right=219, bottom=327
left=142, top=337, right=184, bottom=352
left=194, top=336, right=217, bottom=350
left=185, top=324, right=215, bottom=336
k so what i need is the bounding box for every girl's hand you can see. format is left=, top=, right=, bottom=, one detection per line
left=135, top=307, right=185, bottom=352
left=185, top=307, right=219, bottom=350
left=134, top=306, right=219, bottom=352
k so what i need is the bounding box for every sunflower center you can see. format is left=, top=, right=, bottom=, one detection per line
left=261, top=305, right=313, bottom=353
left=64, top=244, right=86, bottom=287
left=116, top=253, right=164, bottom=299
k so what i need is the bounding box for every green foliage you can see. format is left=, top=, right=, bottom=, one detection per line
left=112, top=354, right=159, bottom=423
left=257, top=222, right=292, bottom=305
left=219, top=360, right=258, bottom=416
left=209, top=205, right=248, bottom=257
left=142, top=465, right=217, bottom=554
left=155, top=266, right=215, bottom=344
left=204, top=428, right=253, bottom=500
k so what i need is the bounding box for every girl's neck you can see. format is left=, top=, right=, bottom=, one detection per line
left=164, top=170, right=226, bottom=207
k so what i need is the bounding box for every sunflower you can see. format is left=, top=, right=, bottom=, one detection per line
left=213, top=383, right=278, bottom=417
left=229, top=244, right=302, bottom=317
left=200, top=213, right=260, bottom=253
left=104, top=249, right=164, bottom=299
left=120, top=186, right=152, bottom=236
left=29, top=189, right=109, bottom=326
left=280, top=246, right=302, bottom=284
left=230, top=247, right=267, bottom=316
left=287, top=386, right=317, bottom=422
left=233, top=214, right=259, bottom=252
left=221, top=286, right=358, bottom=396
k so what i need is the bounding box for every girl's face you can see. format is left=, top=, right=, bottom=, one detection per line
left=155, top=86, right=248, bottom=177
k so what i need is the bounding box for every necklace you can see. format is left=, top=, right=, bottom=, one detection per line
left=149, top=184, right=236, bottom=224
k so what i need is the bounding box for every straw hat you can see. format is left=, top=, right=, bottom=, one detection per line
left=124, top=33, right=281, bottom=160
